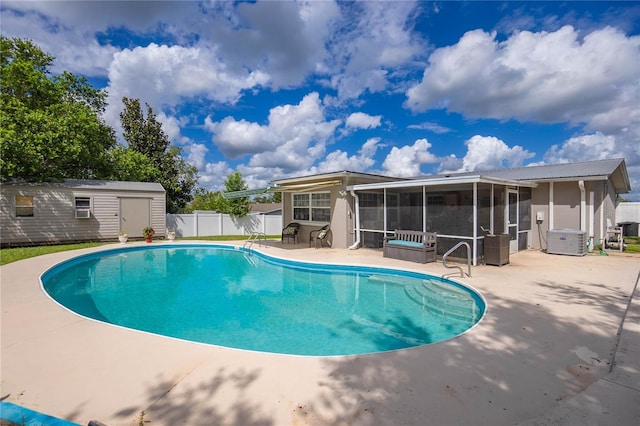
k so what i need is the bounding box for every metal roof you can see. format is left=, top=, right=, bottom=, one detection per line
left=412, top=158, right=630, bottom=193
left=348, top=158, right=630, bottom=193
left=349, top=175, right=538, bottom=191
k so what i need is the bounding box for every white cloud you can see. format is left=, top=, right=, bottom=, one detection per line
left=186, top=143, right=209, bottom=170
left=0, top=6, right=119, bottom=77
left=440, top=135, right=535, bottom=173
left=156, top=112, right=190, bottom=145
left=382, top=138, right=438, bottom=177
left=201, top=0, right=339, bottom=88
left=405, top=25, right=640, bottom=133
left=197, top=161, right=234, bottom=191
left=543, top=133, right=620, bottom=164
left=104, top=43, right=270, bottom=129
left=325, top=1, right=426, bottom=102
left=407, top=122, right=452, bottom=134
left=310, top=137, right=382, bottom=174
left=405, top=24, right=639, bottom=188
left=0, top=1, right=201, bottom=76
left=205, top=92, right=341, bottom=172
left=345, top=112, right=382, bottom=130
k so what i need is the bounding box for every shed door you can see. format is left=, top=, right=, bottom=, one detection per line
left=120, top=198, right=151, bottom=237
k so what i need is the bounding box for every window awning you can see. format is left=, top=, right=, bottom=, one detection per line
left=223, top=180, right=343, bottom=198
left=222, top=187, right=269, bottom=199
left=273, top=180, right=342, bottom=192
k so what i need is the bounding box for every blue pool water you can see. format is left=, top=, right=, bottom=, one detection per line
left=41, top=245, right=486, bottom=356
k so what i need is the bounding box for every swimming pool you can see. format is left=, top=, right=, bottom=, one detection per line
left=41, top=245, right=486, bottom=356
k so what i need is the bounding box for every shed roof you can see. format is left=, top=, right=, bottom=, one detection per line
left=4, top=179, right=165, bottom=193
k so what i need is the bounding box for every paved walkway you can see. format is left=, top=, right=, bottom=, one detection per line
left=1, top=242, right=639, bottom=425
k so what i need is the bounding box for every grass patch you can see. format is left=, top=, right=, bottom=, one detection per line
left=0, top=236, right=283, bottom=265
left=0, top=242, right=107, bottom=266
left=179, top=235, right=281, bottom=241
left=623, top=236, right=640, bottom=254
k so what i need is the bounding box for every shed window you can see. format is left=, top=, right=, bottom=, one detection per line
left=75, top=197, right=91, bottom=210
left=293, top=192, right=331, bottom=222
left=15, top=195, right=34, bottom=217
left=74, top=197, right=92, bottom=218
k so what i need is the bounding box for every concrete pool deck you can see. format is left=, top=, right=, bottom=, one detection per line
left=1, top=241, right=639, bottom=426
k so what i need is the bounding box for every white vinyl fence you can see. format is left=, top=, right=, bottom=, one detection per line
left=166, top=211, right=283, bottom=238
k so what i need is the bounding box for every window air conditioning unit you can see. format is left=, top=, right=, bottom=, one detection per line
left=547, top=229, right=586, bottom=256
left=75, top=209, right=91, bottom=219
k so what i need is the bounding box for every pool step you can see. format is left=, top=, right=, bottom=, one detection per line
left=404, top=283, right=480, bottom=323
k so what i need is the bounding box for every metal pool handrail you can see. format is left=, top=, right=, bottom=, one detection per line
left=442, top=241, right=471, bottom=278
left=243, top=232, right=266, bottom=249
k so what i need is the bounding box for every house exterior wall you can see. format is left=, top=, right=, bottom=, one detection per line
left=281, top=186, right=351, bottom=248
left=1, top=182, right=165, bottom=246
left=551, top=181, right=581, bottom=230
left=530, top=182, right=550, bottom=250
left=333, top=187, right=359, bottom=249
left=277, top=174, right=390, bottom=249
left=528, top=179, right=619, bottom=251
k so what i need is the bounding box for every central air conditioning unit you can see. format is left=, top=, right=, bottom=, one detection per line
left=547, top=229, right=587, bottom=256
left=75, top=209, right=91, bottom=219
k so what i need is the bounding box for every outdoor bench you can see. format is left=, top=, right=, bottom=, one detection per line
left=383, top=230, right=437, bottom=263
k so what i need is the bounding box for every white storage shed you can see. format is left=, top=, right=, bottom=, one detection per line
left=1, top=179, right=166, bottom=246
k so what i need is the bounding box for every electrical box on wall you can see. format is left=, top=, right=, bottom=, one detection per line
left=536, top=211, right=544, bottom=222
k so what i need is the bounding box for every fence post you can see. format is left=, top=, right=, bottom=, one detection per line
left=194, top=211, right=199, bottom=237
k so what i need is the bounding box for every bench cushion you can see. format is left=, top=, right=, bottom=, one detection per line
left=386, top=239, right=423, bottom=249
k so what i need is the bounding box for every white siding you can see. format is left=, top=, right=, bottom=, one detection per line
left=616, top=202, right=640, bottom=224
left=1, top=181, right=165, bottom=246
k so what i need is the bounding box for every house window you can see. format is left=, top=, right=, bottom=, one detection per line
left=15, top=195, right=34, bottom=217
left=74, top=197, right=91, bottom=218
left=293, top=192, right=331, bottom=222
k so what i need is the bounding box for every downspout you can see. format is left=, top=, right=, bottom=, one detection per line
left=549, top=182, right=554, bottom=230
left=348, top=190, right=361, bottom=250
left=579, top=180, right=586, bottom=232
left=589, top=191, right=594, bottom=251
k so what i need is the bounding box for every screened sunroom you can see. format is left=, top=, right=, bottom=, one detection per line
left=348, top=176, right=537, bottom=265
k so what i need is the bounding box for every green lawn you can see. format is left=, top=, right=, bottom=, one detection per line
left=624, top=236, right=640, bottom=254
left=0, top=236, right=281, bottom=265
left=0, top=242, right=107, bottom=266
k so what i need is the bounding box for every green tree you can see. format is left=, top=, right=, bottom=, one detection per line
left=119, top=97, right=198, bottom=213
left=0, top=37, right=116, bottom=182
left=223, top=171, right=251, bottom=217
left=108, top=146, right=159, bottom=182
left=253, top=192, right=281, bottom=203
left=184, top=187, right=227, bottom=212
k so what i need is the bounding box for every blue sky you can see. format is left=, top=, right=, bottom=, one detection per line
left=2, top=1, right=639, bottom=200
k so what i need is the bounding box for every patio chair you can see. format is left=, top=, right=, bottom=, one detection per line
left=309, top=225, right=331, bottom=248
left=281, top=222, right=300, bottom=244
